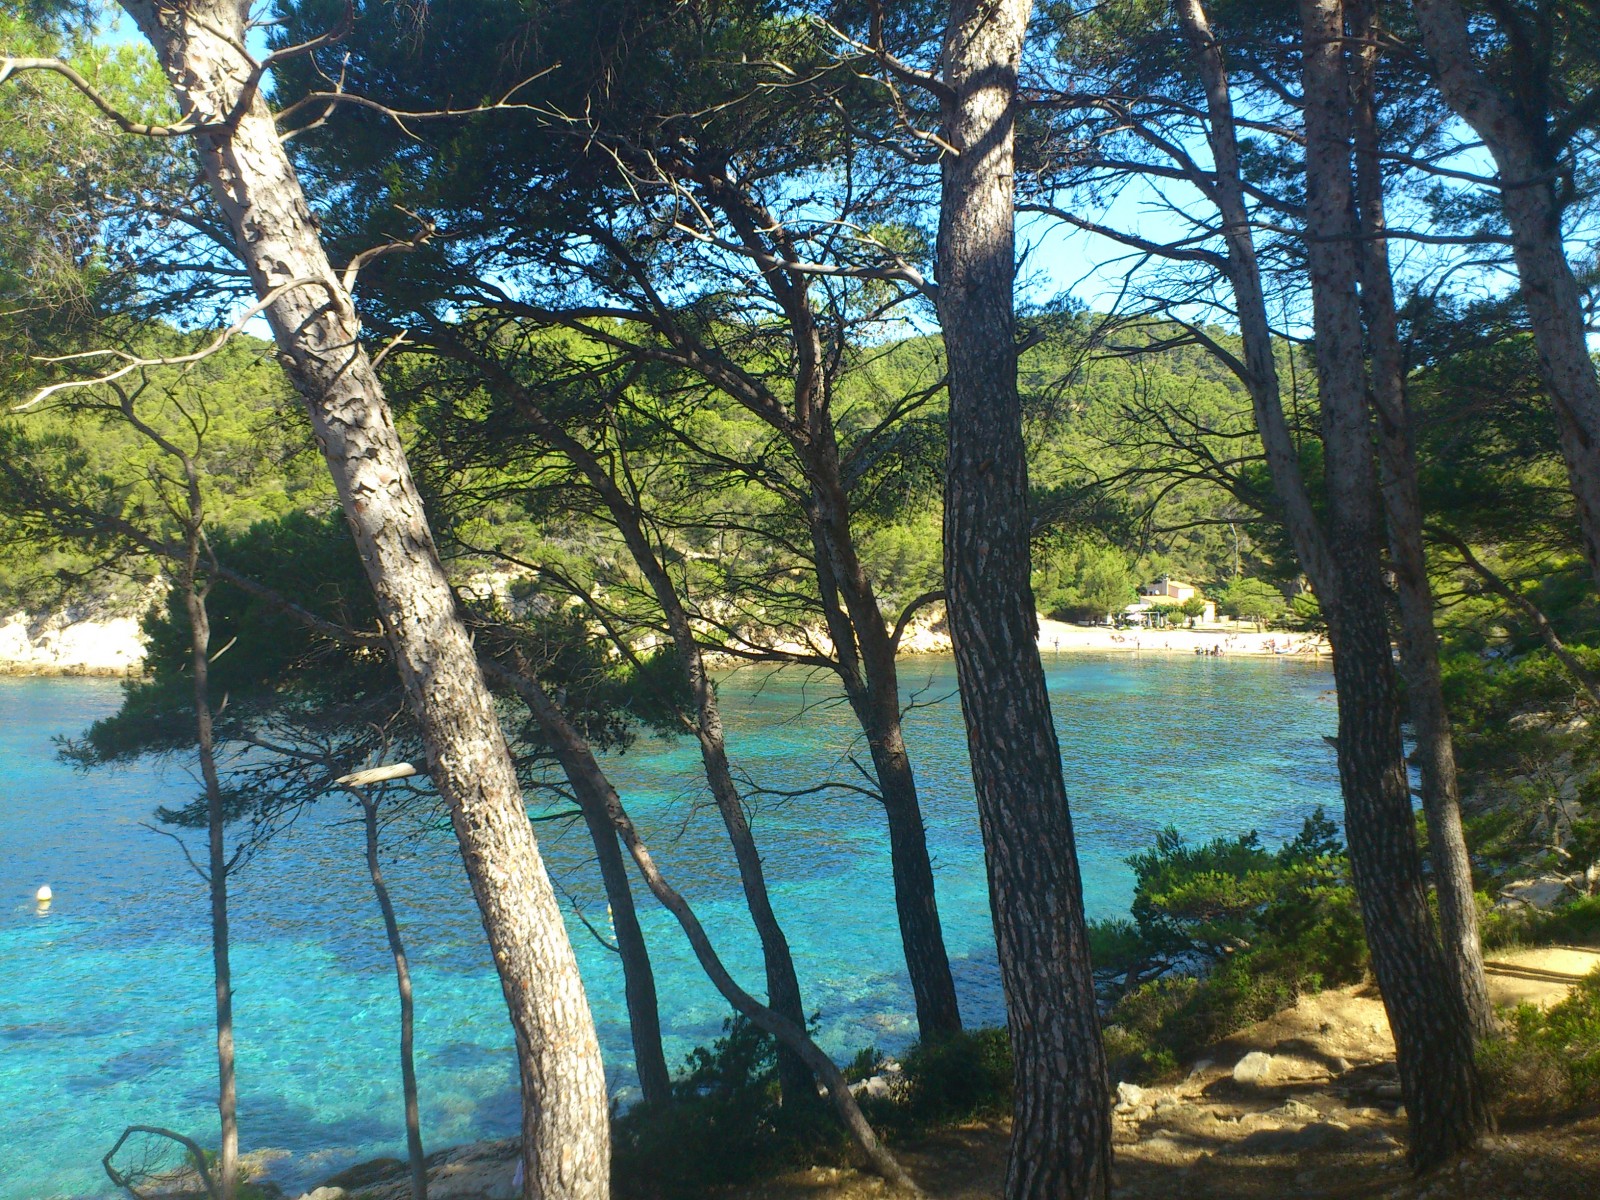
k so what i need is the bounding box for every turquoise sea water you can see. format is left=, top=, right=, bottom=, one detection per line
left=0, top=654, right=1338, bottom=1198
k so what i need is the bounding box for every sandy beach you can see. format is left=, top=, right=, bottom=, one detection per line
left=885, top=613, right=1331, bottom=659
left=1033, top=617, right=1330, bottom=658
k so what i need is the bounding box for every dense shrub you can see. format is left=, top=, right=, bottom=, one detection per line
left=1090, top=809, right=1367, bottom=1080
left=1480, top=966, right=1600, bottom=1119
left=877, top=1028, right=1013, bottom=1128
left=1482, top=894, right=1600, bottom=951
left=611, top=1017, right=844, bottom=1199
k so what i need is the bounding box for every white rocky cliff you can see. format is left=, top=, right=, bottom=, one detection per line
left=0, top=599, right=150, bottom=675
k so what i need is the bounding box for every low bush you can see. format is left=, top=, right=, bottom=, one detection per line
left=1480, top=966, right=1600, bottom=1119
left=1481, top=894, right=1600, bottom=951
left=611, top=1017, right=844, bottom=1199
left=1090, top=808, right=1368, bottom=1081
left=612, top=1019, right=1016, bottom=1196
left=876, top=1028, right=1012, bottom=1129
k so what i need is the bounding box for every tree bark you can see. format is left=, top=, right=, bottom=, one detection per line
left=1349, top=0, right=1493, bottom=1040
left=1298, top=0, right=1490, bottom=1167
left=803, top=453, right=963, bottom=1042
left=357, top=791, right=428, bottom=1200
left=652, top=172, right=964, bottom=1042
left=1175, top=0, right=1333, bottom=587
left=501, top=662, right=917, bottom=1193
left=183, top=558, right=238, bottom=1200
left=119, top=6, right=610, bottom=1195
left=571, top=770, right=673, bottom=1106
left=936, top=3, right=1112, bottom=1197
left=1410, top=0, right=1600, bottom=590
left=474, top=662, right=675, bottom=1104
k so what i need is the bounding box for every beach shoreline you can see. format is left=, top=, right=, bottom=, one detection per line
left=887, top=615, right=1328, bottom=660
left=1030, top=617, right=1330, bottom=659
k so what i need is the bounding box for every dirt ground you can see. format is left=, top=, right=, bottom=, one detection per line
left=723, top=946, right=1600, bottom=1200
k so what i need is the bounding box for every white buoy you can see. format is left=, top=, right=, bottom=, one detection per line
left=35, top=885, right=52, bottom=903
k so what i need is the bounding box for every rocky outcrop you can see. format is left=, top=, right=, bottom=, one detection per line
left=0, top=601, right=150, bottom=675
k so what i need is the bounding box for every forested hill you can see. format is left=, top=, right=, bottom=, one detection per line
left=0, top=331, right=332, bottom=610
left=0, top=316, right=1262, bottom=621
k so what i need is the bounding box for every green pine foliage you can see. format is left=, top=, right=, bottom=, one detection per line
left=1090, top=810, right=1367, bottom=1080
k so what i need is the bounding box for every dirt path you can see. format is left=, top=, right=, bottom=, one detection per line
left=723, top=946, right=1600, bottom=1200
left=320, top=949, right=1598, bottom=1200
left=1483, top=945, right=1600, bottom=1008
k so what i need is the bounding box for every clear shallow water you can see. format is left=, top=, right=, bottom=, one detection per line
left=0, top=654, right=1338, bottom=1198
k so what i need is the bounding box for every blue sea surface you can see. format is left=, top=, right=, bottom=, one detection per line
left=0, top=654, right=1339, bottom=1198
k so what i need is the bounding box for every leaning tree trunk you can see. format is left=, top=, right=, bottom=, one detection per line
left=936, top=3, right=1112, bottom=1197
left=119, top=5, right=610, bottom=1196
left=1411, top=0, right=1600, bottom=590
left=1349, top=0, right=1493, bottom=1040
left=1175, top=0, right=1333, bottom=586
left=860, top=702, right=963, bottom=1041
left=486, top=373, right=812, bottom=1100
left=1298, top=0, right=1490, bottom=1168
left=357, top=791, right=428, bottom=1200
left=183, top=560, right=238, bottom=1200
left=506, top=664, right=918, bottom=1193
left=674, top=183, right=964, bottom=1043
left=805, top=462, right=963, bottom=1042
left=561, top=749, right=672, bottom=1105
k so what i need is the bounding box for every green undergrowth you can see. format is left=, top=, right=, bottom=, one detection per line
left=1480, top=966, right=1600, bottom=1119
left=614, top=814, right=1372, bottom=1195
left=1481, top=894, right=1600, bottom=951
left=611, top=1020, right=1013, bottom=1199
left=1090, top=809, right=1368, bottom=1082
left=612, top=1018, right=846, bottom=1198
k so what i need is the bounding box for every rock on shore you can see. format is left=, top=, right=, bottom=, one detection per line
left=0, top=598, right=151, bottom=676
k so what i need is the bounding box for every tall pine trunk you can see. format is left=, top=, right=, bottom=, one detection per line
left=1349, top=0, right=1492, bottom=1039
left=1411, top=0, right=1600, bottom=589
left=120, top=5, right=610, bottom=1194
left=357, top=792, right=428, bottom=1200
left=183, top=561, right=238, bottom=1200
left=936, top=3, right=1112, bottom=1196
left=681, top=189, right=964, bottom=1041
left=1175, top=0, right=1332, bottom=584
left=569, top=760, right=672, bottom=1105
left=1298, top=0, right=1489, bottom=1167
left=804, top=456, right=962, bottom=1041
left=500, top=662, right=916, bottom=1190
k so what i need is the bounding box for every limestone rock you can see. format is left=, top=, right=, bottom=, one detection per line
left=850, top=1074, right=893, bottom=1101
left=1232, top=1051, right=1277, bottom=1085
left=1115, top=1081, right=1147, bottom=1111
left=1267, top=1098, right=1321, bottom=1123
left=1497, top=876, right=1573, bottom=911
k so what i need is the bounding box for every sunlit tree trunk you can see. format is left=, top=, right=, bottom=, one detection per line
left=1298, top=0, right=1489, bottom=1167
left=356, top=791, right=427, bottom=1200
left=936, top=2, right=1112, bottom=1196
left=1349, top=0, right=1492, bottom=1040
left=119, top=5, right=609, bottom=1194
left=1411, top=0, right=1600, bottom=590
